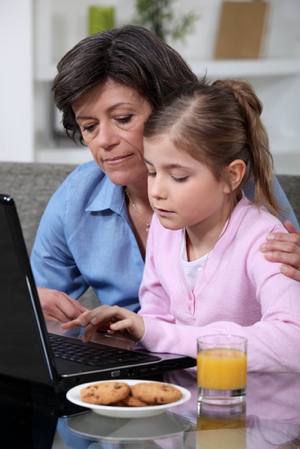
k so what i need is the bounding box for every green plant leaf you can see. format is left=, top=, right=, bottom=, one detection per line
left=132, top=0, right=199, bottom=42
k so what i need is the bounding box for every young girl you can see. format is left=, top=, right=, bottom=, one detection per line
left=63, top=79, right=300, bottom=373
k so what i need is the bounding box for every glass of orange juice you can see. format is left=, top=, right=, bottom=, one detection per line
left=197, top=334, right=247, bottom=405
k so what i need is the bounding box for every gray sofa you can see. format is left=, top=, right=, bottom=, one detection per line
left=0, top=162, right=97, bottom=307
left=0, top=162, right=299, bottom=306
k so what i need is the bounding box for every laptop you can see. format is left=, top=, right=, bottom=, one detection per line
left=0, top=194, right=195, bottom=392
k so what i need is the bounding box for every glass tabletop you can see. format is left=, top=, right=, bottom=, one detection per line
left=1, top=369, right=300, bottom=449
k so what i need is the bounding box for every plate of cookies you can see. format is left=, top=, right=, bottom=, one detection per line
left=66, top=379, right=191, bottom=418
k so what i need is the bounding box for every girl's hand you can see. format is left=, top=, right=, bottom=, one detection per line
left=260, top=220, right=300, bottom=282
left=61, top=305, right=145, bottom=342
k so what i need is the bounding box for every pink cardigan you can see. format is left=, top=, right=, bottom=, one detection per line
left=138, top=197, right=300, bottom=373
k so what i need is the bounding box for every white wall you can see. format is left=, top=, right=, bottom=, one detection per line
left=0, top=0, right=34, bottom=162
left=1, top=0, right=299, bottom=171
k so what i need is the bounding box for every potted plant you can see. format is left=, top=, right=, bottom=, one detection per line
left=132, top=0, right=199, bottom=42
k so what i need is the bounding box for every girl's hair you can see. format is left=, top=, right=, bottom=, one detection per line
left=52, top=25, right=197, bottom=144
left=144, top=78, right=280, bottom=216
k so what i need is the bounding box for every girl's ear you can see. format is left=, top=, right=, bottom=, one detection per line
left=223, top=160, right=246, bottom=193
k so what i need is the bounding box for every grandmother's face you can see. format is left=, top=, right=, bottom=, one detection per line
left=73, top=79, right=152, bottom=186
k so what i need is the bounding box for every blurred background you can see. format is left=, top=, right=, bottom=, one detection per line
left=0, top=0, right=299, bottom=174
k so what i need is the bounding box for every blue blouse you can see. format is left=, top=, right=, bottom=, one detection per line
left=30, top=161, right=299, bottom=310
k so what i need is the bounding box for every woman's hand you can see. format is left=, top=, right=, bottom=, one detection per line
left=260, top=220, right=300, bottom=282
left=38, top=287, right=87, bottom=322
left=62, top=305, right=145, bottom=342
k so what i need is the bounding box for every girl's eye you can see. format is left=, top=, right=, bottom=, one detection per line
left=147, top=171, right=156, bottom=177
left=172, top=176, right=189, bottom=183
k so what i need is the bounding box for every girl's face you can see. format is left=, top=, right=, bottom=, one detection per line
left=73, top=79, right=152, bottom=187
left=144, top=135, right=232, bottom=234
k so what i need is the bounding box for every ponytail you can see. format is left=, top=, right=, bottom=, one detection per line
left=212, top=79, right=279, bottom=216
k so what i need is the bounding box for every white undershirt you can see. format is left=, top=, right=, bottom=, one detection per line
left=180, top=230, right=210, bottom=290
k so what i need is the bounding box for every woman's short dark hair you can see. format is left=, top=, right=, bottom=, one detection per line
left=52, top=25, right=198, bottom=143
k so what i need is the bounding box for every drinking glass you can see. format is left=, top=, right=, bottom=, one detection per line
left=197, top=334, right=247, bottom=405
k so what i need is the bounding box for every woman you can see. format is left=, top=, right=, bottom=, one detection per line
left=30, top=25, right=300, bottom=323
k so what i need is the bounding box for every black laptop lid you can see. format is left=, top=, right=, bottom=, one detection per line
left=0, top=194, right=57, bottom=385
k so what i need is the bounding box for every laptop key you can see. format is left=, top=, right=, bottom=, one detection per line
left=48, top=333, right=152, bottom=367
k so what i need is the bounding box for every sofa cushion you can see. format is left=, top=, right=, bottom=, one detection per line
left=0, top=162, right=77, bottom=253
left=0, top=162, right=101, bottom=308
left=277, top=175, right=300, bottom=227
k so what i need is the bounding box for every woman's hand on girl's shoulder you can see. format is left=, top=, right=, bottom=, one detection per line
left=260, top=220, right=300, bottom=282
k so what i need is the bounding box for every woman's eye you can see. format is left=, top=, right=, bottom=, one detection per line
left=82, top=124, right=96, bottom=133
left=116, top=115, right=133, bottom=124
left=147, top=171, right=156, bottom=177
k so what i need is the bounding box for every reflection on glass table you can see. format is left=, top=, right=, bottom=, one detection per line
left=55, top=369, right=300, bottom=449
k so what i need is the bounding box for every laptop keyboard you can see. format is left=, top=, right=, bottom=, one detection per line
left=49, top=333, right=158, bottom=368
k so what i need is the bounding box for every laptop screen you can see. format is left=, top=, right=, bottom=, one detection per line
left=0, top=195, right=56, bottom=385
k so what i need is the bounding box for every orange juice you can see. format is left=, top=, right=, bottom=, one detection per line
left=197, top=348, right=247, bottom=390
left=197, top=413, right=246, bottom=449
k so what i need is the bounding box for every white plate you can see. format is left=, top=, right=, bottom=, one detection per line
left=66, top=379, right=191, bottom=418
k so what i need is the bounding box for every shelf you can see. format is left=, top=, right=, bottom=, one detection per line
left=273, top=152, right=300, bottom=175
left=189, top=59, right=300, bottom=78
left=36, top=58, right=300, bottom=83
left=36, top=147, right=93, bottom=165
